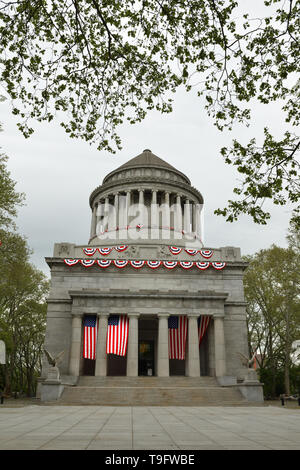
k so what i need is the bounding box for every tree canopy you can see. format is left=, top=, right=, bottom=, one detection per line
left=0, top=0, right=299, bottom=225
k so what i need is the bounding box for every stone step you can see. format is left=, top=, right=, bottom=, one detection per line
left=77, top=376, right=218, bottom=388
left=58, top=378, right=247, bottom=406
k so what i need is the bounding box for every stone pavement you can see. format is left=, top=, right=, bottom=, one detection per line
left=0, top=405, right=299, bottom=450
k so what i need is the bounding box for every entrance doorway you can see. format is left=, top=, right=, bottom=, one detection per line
left=138, top=340, right=155, bottom=376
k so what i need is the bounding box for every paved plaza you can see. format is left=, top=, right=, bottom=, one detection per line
left=0, top=404, right=299, bottom=450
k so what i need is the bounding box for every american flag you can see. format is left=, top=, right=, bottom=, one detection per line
left=168, top=316, right=187, bottom=360
left=106, top=315, right=129, bottom=356
left=83, top=315, right=98, bottom=360
left=198, top=316, right=211, bottom=346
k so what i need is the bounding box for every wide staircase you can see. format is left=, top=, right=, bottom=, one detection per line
left=58, top=376, right=248, bottom=406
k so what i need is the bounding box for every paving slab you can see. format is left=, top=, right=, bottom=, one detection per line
left=0, top=405, right=299, bottom=450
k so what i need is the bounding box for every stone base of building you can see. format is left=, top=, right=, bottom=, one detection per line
left=40, top=381, right=65, bottom=402
left=42, top=376, right=264, bottom=406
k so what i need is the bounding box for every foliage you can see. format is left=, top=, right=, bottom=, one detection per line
left=0, top=0, right=299, bottom=225
left=0, top=153, right=24, bottom=230
left=244, top=239, right=300, bottom=397
left=0, top=229, right=49, bottom=397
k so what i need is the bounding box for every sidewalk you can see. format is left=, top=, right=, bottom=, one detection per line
left=0, top=403, right=299, bottom=450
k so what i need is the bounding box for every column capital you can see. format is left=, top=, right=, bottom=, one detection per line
left=97, top=312, right=110, bottom=318
left=157, top=313, right=170, bottom=318
left=127, top=313, right=141, bottom=318
left=187, top=313, right=200, bottom=318
left=71, top=313, right=83, bottom=319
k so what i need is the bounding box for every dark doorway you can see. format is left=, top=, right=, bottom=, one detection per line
left=83, top=359, right=95, bottom=376
left=138, top=340, right=155, bottom=376
left=107, top=354, right=127, bottom=376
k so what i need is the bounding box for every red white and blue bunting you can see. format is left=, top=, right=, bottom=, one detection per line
left=64, top=259, right=226, bottom=270
left=96, top=260, right=112, bottom=268
left=211, top=262, right=226, bottom=270
left=169, top=246, right=182, bottom=255
left=195, top=262, right=210, bottom=270
left=169, top=246, right=213, bottom=259
left=82, top=246, right=128, bottom=256
left=147, top=260, right=162, bottom=269
left=130, top=260, right=145, bottom=269
left=114, top=260, right=129, bottom=268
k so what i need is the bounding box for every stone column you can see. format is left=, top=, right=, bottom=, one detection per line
left=184, top=198, right=191, bottom=233
left=192, top=202, right=196, bottom=234
left=162, top=191, right=170, bottom=238
left=126, top=314, right=140, bottom=377
left=186, top=315, right=200, bottom=377
left=90, top=203, right=98, bottom=239
left=113, top=192, right=119, bottom=235
left=69, top=314, right=83, bottom=376
left=95, top=313, right=109, bottom=376
left=195, top=202, right=203, bottom=243
left=138, top=189, right=145, bottom=227
left=104, top=196, right=110, bottom=232
left=214, top=316, right=226, bottom=377
left=126, top=190, right=131, bottom=230
left=151, top=190, right=159, bottom=239
left=157, top=314, right=170, bottom=377
left=175, top=194, right=182, bottom=237
left=96, top=200, right=104, bottom=235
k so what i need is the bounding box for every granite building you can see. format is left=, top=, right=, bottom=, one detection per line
left=40, top=149, right=262, bottom=404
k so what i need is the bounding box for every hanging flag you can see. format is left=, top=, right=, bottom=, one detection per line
left=83, top=315, right=98, bottom=360
left=198, top=316, right=211, bottom=346
left=106, top=315, right=129, bottom=356
left=168, top=316, right=187, bottom=360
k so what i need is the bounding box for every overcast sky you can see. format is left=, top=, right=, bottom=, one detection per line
left=0, top=1, right=294, bottom=276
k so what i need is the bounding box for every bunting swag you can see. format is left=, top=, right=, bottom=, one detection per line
left=83, top=315, right=98, bottom=360
left=184, top=249, right=198, bottom=256
left=198, top=316, right=211, bottom=346
left=82, top=246, right=128, bottom=255
left=169, top=246, right=182, bottom=255
left=195, top=262, right=210, bottom=270
left=200, top=250, right=213, bottom=259
left=64, top=259, right=227, bottom=270
left=81, top=259, right=95, bottom=267
left=147, top=260, right=161, bottom=269
left=106, top=315, right=129, bottom=356
left=64, top=259, right=79, bottom=266
left=168, top=316, right=188, bottom=360
left=96, top=260, right=112, bottom=268
left=83, top=248, right=97, bottom=256
left=211, top=262, right=226, bottom=270
left=169, top=247, right=214, bottom=258
left=98, top=247, right=113, bottom=256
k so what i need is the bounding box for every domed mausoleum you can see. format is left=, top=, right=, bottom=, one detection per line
left=40, top=149, right=263, bottom=404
